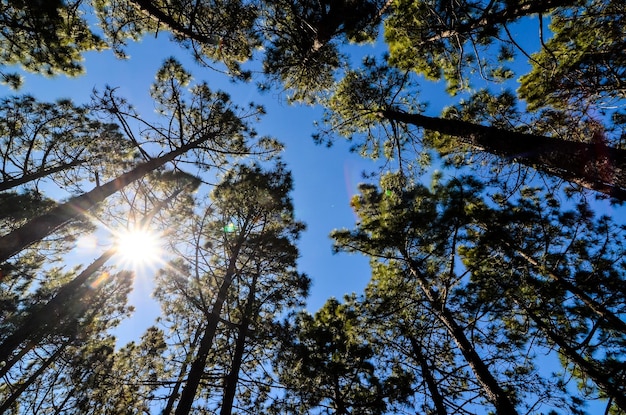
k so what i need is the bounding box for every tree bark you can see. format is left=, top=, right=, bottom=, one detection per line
left=0, top=133, right=212, bottom=262
left=382, top=109, right=626, bottom=201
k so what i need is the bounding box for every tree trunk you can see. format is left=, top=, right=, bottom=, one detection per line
left=220, top=273, right=258, bottom=415
left=162, top=326, right=204, bottom=415
left=381, top=109, right=626, bottom=201
left=406, top=332, right=448, bottom=415
left=405, top=256, right=519, bottom=415
left=0, top=159, right=86, bottom=191
left=0, top=339, right=69, bottom=413
left=523, top=305, right=626, bottom=411
left=0, top=133, right=212, bottom=262
left=0, top=249, right=114, bottom=368
left=174, top=229, right=247, bottom=415
left=129, top=0, right=217, bottom=45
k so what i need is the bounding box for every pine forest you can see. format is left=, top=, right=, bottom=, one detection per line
left=0, top=1, right=625, bottom=414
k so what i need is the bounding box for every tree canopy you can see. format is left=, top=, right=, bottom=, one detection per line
left=1, top=1, right=625, bottom=414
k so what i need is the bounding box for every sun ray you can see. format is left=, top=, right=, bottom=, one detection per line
left=113, top=226, right=164, bottom=272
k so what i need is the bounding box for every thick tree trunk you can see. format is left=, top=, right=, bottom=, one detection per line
left=0, top=134, right=211, bottom=262
left=174, top=230, right=247, bottom=415
left=382, top=109, right=626, bottom=201
left=405, top=256, right=519, bottom=415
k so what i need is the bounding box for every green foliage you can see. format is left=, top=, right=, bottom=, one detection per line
left=109, top=58, right=281, bottom=163
left=318, top=56, right=429, bottom=173
left=261, top=0, right=388, bottom=103
left=274, top=297, right=389, bottom=414
left=88, top=326, right=168, bottom=414
left=519, top=0, right=626, bottom=110
left=0, top=270, right=134, bottom=413
left=330, top=174, right=626, bottom=412
left=0, top=95, right=132, bottom=192
left=384, top=0, right=528, bottom=94
left=94, top=0, right=260, bottom=76
left=0, top=0, right=104, bottom=78
left=2, top=0, right=626, bottom=413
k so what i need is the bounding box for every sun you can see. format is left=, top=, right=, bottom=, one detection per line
left=114, top=227, right=163, bottom=269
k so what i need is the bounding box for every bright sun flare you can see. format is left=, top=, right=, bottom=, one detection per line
left=114, top=227, right=162, bottom=268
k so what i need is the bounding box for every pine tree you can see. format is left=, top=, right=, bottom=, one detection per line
left=0, top=58, right=281, bottom=263
left=384, top=0, right=580, bottom=94
left=150, top=163, right=308, bottom=415
left=464, top=188, right=626, bottom=411
left=0, top=0, right=104, bottom=87
left=331, top=174, right=565, bottom=414
left=0, top=95, right=130, bottom=192
left=272, top=297, right=393, bottom=415
left=320, top=58, right=626, bottom=201
left=0, top=270, right=133, bottom=413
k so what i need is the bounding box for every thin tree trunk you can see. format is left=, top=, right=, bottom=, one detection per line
left=174, top=229, right=247, bottom=415
left=0, top=249, right=114, bottom=368
left=0, top=340, right=35, bottom=379
left=0, top=339, right=69, bottom=413
left=523, top=305, right=626, bottom=411
left=406, top=332, right=448, bottom=415
left=162, top=326, right=204, bottom=415
left=220, top=273, right=258, bottom=415
left=381, top=109, right=626, bottom=201
left=0, top=159, right=86, bottom=191
left=333, top=373, right=349, bottom=415
left=0, top=133, right=212, bottom=262
left=404, top=255, right=519, bottom=415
